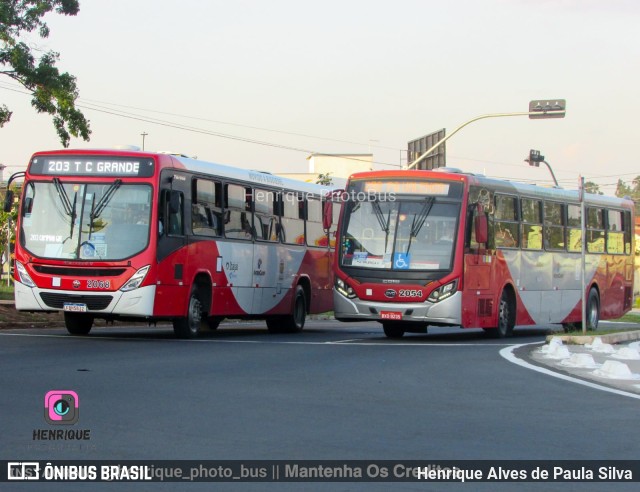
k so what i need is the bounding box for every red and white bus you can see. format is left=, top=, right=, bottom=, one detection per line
left=333, top=168, right=635, bottom=338
left=5, top=149, right=337, bottom=337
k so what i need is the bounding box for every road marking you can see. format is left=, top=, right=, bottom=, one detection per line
left=500, top=343, right=640, bottom=400
left=0, top=331, right=513, bottom=346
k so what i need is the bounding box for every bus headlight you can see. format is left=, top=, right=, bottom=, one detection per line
left=15, top=261, right=36, bottom=288
left=120, top=265, right=150, bottom=292
left=427, top=279, right=458, bottom=303
left=335, top=277, right=357, bottom=299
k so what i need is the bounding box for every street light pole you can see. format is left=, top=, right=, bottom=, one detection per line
left=141, top=132, right=148, bottom=151
left=525, top=150, right=559, bottom=187
left=580, top=176, right=587, bottom=334
left=405, top=99, right=566, bottom=170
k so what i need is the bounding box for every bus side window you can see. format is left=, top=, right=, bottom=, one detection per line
left=606, top=209, right=624, bottom=254
left=328, top=201, right=342, bottom=249
left=521, top=198, right=542, bottom=250
left=254, top=189, right=278, bottom=242
left=566, top=204, right=582, bottom=252
left=586, top=207, right=605, bottom=253
left=224, top=183, right=253, bottom=240
left=544, top=201, right=565, bottom=250
left=622, top=210, right=632, bottom=255
left=281, top=193, right=304, bottom=245
left=494, top=194, right=519, bottom=248
left=306, top=197, right=327, bottom=247
left=192, top=178, right=221, bottom=236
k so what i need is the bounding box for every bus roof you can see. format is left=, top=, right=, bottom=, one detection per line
left=347, top=168, right=634, bottom=211
left=29, top=149, right=334, bottom=197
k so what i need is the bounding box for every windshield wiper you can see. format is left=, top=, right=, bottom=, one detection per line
left=67, top=191, right=78, bottom=242
left=53, top=178, right=73, bottom=216
left=406, top=197, right=435, bottom=254
left=54, top=178, right=78, bottom=245
left=87, top=193, right=97, bottom=238
left=371, top=200, right=392, bottom=253
left=91, top=179, right=122, bottom=220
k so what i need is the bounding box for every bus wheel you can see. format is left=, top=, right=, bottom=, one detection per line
left=173, top=287, right=203, bottom=339
left=586, top=288, right=600, bottom=331
left=563, top=288, right=600, bottom=332
left=268, top=285, right=306, bottom=333
left=492, top=289, right=515, bottom=338
left=64, top=313, right=93, bottom=335
left=383, top=323, right=405, bottom=339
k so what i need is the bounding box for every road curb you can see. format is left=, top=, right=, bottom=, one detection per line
left=546, top=330, right=640, bottom=345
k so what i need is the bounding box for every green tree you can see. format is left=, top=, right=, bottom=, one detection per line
left=584, top=181, right=602, bottom=195
left=316, top=172, right=333, bottom=186
left=615, top=178, right=632, bottom=197
left=0, top=0, right=90, bottom=146
left=615, top=175, right=640, bottom=216
left=0, top=184, right=18, bottom=282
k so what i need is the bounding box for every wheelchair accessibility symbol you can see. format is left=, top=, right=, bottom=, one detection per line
left=394, top=253, right=410, bottom=270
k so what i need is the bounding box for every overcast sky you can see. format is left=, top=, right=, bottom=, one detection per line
left=1, top=0, right=639, bottom=192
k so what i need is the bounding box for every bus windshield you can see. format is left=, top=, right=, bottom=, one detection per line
left=20, top=181, right=152, bottom=261
left=340, top=198, right=460, bottom=271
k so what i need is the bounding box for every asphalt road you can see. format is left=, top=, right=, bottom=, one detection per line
left=1, top=320, right=638, bottom=491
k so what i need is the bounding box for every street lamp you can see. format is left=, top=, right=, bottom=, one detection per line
left=525, top=149, right=559, bottom=187
left=405, top=99, right=566, bottom=170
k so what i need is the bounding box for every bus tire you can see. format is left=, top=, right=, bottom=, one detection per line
left=173, top=287, right=203, bottom=339
left=487, top=289, right=515, bottom=338
left=64, top=312, right=93, bottom=335
left=586, top=288, right=600, bottom=331
left=563, top=288, right=600, bottom=332
left=383, top=323, right=405, bottom=339
left=268, top=285, right=306, bottom=333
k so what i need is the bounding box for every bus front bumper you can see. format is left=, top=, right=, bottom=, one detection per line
left=14, top=281, right=156, bottom=317
left=333, top=288, right=462, bottom=326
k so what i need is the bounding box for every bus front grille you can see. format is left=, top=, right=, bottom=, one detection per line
left=40, top=293, right=113, bottom=311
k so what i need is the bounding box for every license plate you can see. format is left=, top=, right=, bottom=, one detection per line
left=63, top=303, right=88, bottom=313
left=380, top=311, right=402, bottom=321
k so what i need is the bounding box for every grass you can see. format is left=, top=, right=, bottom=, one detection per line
left=615, top=313, right=640, bottom=323
left=559, top=327, right=640, bottom=337
left=0, top=283, right=14, bottom=301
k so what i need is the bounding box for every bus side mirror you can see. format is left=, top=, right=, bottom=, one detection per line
left=3, top=190, right=14, bottom=213
left=24, top=196, right=33, bottom=215
left=475, top=203, right=488, bottom=244
left=323, top=200, right=333, bottom=230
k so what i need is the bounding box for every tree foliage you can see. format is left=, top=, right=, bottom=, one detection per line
left=316, top=172, right=333, bottom=186
left=0, top=0, right=90, bottom=146
left=0, top=184, right=18, bottom=279
left=584, top=181, right=602, bottom=195
left=615, top=176, right=640, bottom=216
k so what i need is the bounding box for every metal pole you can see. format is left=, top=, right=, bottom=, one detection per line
left=541, top=160, right=559, bottom=187
left=405, top=109, right=565, bottom=170
left=141, top=132, right=148, bottom=151
left=5, top=217, right=11, bottom=287
left=580, top=176, right=586, bottom=334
